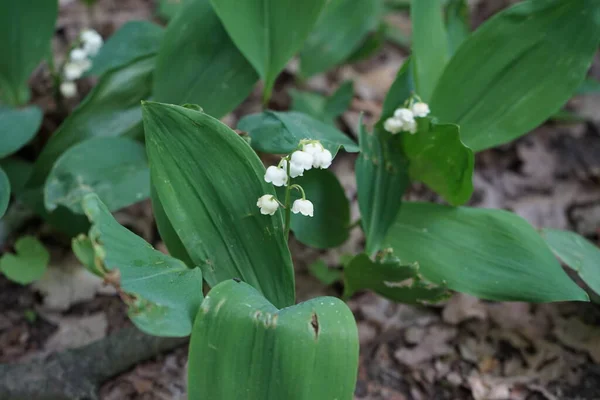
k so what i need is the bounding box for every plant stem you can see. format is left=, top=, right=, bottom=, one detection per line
left=348, top=219, right=362, bottom=229
left=284, top=160, right=292, bottom=239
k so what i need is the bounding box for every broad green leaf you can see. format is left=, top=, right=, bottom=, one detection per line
left=0, top=0, right=58, bottom=105
left=0, top=106, right=43, bottom=158
left=0, top=236, right=49, bottom=285
left=72, top=234, right=104, bottom=277
left=541, top=229, right=600, bottom=296
left=357, top=61, right=413, bottom=255
left=239, top=111, right=359, bottom=156
left=411, top=0, right=449, bottom=101
left=0, top=157, right=32, bottom=196
left=209, top=0, right=327, bottom=100
left=27, top=56, right=155, bottom=188
left=290, top=81, right=354, bottom=126
left=346, top=23, right=387, bottom=63
left=153, top=0, right=258, bottom=118
left=403, top=120, right=474, bottom=205
left=156, top=0, right=189, bottom=21
left=188, top=280, right=358, bottom=400
left=150, top=183, right=195, bottom=268
left=446, top=0, right=470, bottom=55
left=82, top=193, right=203, bottom=337
left=384, top=22, right=411, bottom=48
left=431, top=0, right=600, bottom=151
left=356, top=120, right=409, bottom=256
left=384, top=202, right=589, bottom=302
left=344, top=253, right=450, bottom=303
left=308, top=260, right=343, bottom=285
left=299, top=0, right=383, bottom=77
left=143, top=102, right=295, bottom=308
left=0, top=166, right=9, bottom=219
left=44, top=137, right=150, bottom=214
left=87, top=21, right=163, bottom=77
left=281, top=169, right=350, bottom=249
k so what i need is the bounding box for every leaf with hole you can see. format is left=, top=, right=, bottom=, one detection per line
left=239, top=111, right=358, bottom=156
left=144, top=102, right=295, bottom=308
left=384, top=202, right=589, bottom=302
left=188, top=279, right=359, bottom=400
left=431, top=0, right=600, bottom=151
left=82, top=193, right=203, bottom=337
left=0, top=236, right=49, bottom=285
left=209, top=0, right=327, bottom=100
left=153, top=0, right=258, bottom=118
left=44, top=137, right=150, bottom=214
left=541, top=229, right=600, bottom=296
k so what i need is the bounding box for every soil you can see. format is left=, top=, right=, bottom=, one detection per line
left=1, top=0, right=600, bottom=399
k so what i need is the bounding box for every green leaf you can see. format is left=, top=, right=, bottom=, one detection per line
left=0, top=166, right=9, bottom=219
left=356, top=119, right=409, bottom=255
left=381, top=59, right=415, bottom=119
left=0, top=0, right=58, bottom=105
left=281, top=169, right=350, bottom=249
left=541, top=229, right=600, bottom=296
left=410, top=0, right=449, bottom=101
left=82, top=193, right=203, bottom=337
left=0, top=157, right=32, bottom=196
left=153, top=0, right=258, bottom=118
left=72, top=234, right=104, bottom=277
left=346, top=23, right=387, bottom=63
left=156, top=0, right=189, bottom=21
left=0, top=236, right=49, bottom=285
left=27, top=56, right=155, bottom=188
left=290, top=81, right=354, bottom=126
left=44, top=137, right=150, bottom=214
left=403, top=120, right=474, bottom=205
left=308, top=260, right=343, bottom=285
left=431, top=0, right=600, bottom=151
left=344, top=253, right=450, bottom=303
left=239, top=111, right=359, bottom=156
left=188, top=279, right=358, bottom=400
left=87, top=21, right=163, bottom=77
left=384, top=202, right=589, bottom=302
left=150, top=184, right=194, bottom=269
left=209, top=0, right=327, bottom=99
left=143, top=102, right=295, bottom=308
left=446, top=0, right=470, bottom=55
left=0, top=106, right=43, bottom=158
left=299, top=0, right=383, bottom=77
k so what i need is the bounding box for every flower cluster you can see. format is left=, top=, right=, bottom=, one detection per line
left=257, top=140, right=333, bottom=217
left=383, top=101, right=430, bottom=135
left=60, top=29, right=104, bottom=98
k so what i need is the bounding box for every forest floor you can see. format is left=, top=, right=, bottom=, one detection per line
left=1, top=0, right=600, bottom=399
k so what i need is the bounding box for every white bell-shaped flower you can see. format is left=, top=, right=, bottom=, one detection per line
left=60, top=81, right=77, bottom=98
left=264, top=165, right=288, bottom=187
left=291, top=199, right=314, bottom=217
left=406, top=119, right=418, bottom=134
left=302, top=142, right=323, bottom=156
left=393, top=108, right=414, bottom=123
left=384, top=117, right=404, bottom=134
left=290, top=150, right=313, bottom=172
left=257, top=195, right=279, bottom=215
left=313, top=149, right=332, bottom=169
left=69, top=48, right=88, bottom=62
left=80, top=29, right=103, bottom=57
left=281, top=159, right=304, bottom=178
left=63, top=62, right=84, bottom=80
left=412, top=102, right=430, bottom=118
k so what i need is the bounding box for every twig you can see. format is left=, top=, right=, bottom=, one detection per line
left=0, top=327, right=187, bottom=400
